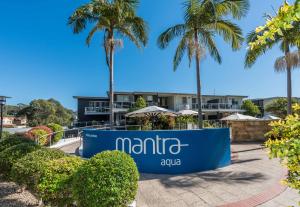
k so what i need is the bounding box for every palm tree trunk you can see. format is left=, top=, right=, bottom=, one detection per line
left=194, top=31, right=203, bottom=129
left=285, top=45, right=292, bottom=115
left=109, top=33, right=115, bottom=129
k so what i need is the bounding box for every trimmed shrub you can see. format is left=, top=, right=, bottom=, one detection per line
left=25, top=126, right=52, bottom=146
left=11, top=148, right=66, bottom=191
left=0, top=143, right=40, bottom=176
left=38, top=156, right=84, bottom=206
left=73, top=151, right=139, bottom=207
left=47, top=123, right=63, bottom=144
left=0, top=136, right=34, bottom=152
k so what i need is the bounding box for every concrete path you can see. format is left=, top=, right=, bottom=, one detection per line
left=60, top=142, right=299, bottom=207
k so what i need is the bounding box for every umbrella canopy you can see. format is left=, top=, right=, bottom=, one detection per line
left=177, top=109, right=198, bottom=116
left=126, top=106, right=177, bottom=118
left=262, top=114, right=281, bottom=120
left=221, top=113, right=259, bottom=121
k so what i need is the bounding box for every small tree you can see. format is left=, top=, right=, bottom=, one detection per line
left=265, top=104, right=300, bottom=193
left=265, top=98, right=298, bottom=118
left=241, top=100, right=261, bottom=117
left=129, top=96, right=146, bottom=112
left=128, top=97, right=149, bottom=129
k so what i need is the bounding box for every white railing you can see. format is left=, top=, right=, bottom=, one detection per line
left=85, top=102, right=243, bottom=114
left=189, top=103, right=242, bottom=111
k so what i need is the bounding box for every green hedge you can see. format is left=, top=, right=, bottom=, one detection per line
left=0, top=136, right=34, bottom=152
left=38, top=156, right=85, bottom=206
left=0, top=143, right=41, bottom=177
left=11, top=148, right=66, bottom=191
left=47, top=123, right=64, bottom=144
left=73, top=151, right=139, bottom=207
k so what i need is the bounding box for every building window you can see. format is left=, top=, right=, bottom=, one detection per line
left=147, top=95, right=153, bottom=102
left=182, top=97, right=187, bottom=105
left=117, top=95, right=130, bottom=102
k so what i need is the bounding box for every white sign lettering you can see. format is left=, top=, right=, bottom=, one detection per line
left=115, top=135, right=189, bottom=155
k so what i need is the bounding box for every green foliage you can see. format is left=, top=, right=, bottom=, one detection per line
left=47, top=123, right=64, bottom=144
left=129, top=96, right=147, bottom=112
left=241, top=100, right=261, bottom=117
left=265, top=98, right=299, bottom=118
left=154, top=115, right=176, bottom=130
left=176, top=115, right=196, bottom=125
left=29, top=129, right=49, bottom=146
left=1, top=131, right=12, bottom=139
left=0, top=143, right=40, bottom=176
left=4, top=104, right=27, bottom=116
left=248, top=1, right=300, bottom=50
left=245, top=1, right=300, bottom=69
left=157, top=0, right=248, bottom=70
left=11, top=148, right=66, bottom=191
left=73, top=151, right=139, bottom=207
left=265, top=104, right=300, bottom=192
left=38, top=156, right=84, bottom=207
left=0, top=136, right=34, bottom=152
left=17, top=99, right=74, bottom=127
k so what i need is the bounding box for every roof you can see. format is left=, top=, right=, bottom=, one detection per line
left=114, top=91, right=248, bottom=98
left=74, top=92, right=248, bottom=99
left=73, top=96, right=109, bottom=100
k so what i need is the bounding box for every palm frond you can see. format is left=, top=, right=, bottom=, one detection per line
left=127, top=16, right=149, bottom=47
left=173, top=36, right=188, bottom=71
left=86, top=25, right=100, bottom=46
left=215, top=0, right=249, bottom=19
left=212, top=19, right=243, bottom=50
left=200, top=31, right=221, bottom=64
left=157, top=24, right=186, bottom=49
left=274, top=51, right=300, bottom=72
left=68, top=4, right=95, bottom=34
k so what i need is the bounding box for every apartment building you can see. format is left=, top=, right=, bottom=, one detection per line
left=74, top=91, right=247, bottom=125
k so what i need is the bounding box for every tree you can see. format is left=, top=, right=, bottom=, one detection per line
left=246, top=1, right=300, bottom=115
left=241, top=100, right=261, bottom=117
left=69, top=0, right=148, bottom=129
left=265, top=104, right=300, bottom=193
left=129, top=96, right=146, bottom=112
left=157, top=0, right=248, bottom=128
left=17, top=99, right=74, bottom=127
left=265, top=98, right=298, bottom=118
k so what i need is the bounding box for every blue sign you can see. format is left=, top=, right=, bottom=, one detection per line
left=83, top=129, right=231, bottom=174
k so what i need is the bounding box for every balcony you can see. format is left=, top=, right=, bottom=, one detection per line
left=190, top=103, right=244, bottom=112
left=85, top=102, right=244, bottom=115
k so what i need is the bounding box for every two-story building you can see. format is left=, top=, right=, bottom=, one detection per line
left=74, top=91, right=247, bottom=125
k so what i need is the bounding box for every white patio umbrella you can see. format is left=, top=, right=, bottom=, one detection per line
left=262, top=114, right=281, bottom=120
left=126, top=106, right=177, bottom=129
left=177, top=109, right=198, bottom=116
left=221, top=113, right=259, bottom=121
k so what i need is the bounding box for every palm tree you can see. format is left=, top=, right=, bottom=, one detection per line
left=68, top=0, right=148, bottom=128
left=157, top=0, right=248, bottom=128
left=245, top=21, right=300, bottom=115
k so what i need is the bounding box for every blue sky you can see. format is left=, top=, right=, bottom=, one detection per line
left=0, top=0, right=299, bottom=110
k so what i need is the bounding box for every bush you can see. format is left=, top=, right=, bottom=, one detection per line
left=73, top=151, right=139, bottom=207
left=38, top=156, right=84, bottom=207
left=0, top=136, right=34, bottom=152
left=1, top=131, right=12, bottom=139
left=25, top=126, right=53, bottom=146
left=11, top=148, right=66, bottom=191
left=0, top=143, right=40, bottom=176
left=265, top=104, right=300, bottom=192
left=47, top=123, right=64, bottom=144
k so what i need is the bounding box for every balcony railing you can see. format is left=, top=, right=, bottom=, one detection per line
left=190, top=103, right=242, bottom=111
left=85, top=102, right=243, bottom=115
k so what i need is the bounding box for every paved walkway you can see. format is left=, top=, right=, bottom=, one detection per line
left=60, top=142, right=299, bottom=207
